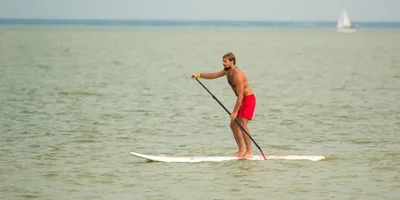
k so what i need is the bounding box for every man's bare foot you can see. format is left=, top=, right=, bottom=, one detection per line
left=232, top=151, right=245, bottom=157
left=239, top=152, right=253, bottom=159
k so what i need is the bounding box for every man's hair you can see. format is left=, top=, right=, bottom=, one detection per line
left=222, top=52, right=236, bottom=65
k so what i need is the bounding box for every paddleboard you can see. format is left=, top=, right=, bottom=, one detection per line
left=130, top=152, right=325, bottom=163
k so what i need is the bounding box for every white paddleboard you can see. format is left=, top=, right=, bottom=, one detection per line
left=130, top=152, right=325, bottom=163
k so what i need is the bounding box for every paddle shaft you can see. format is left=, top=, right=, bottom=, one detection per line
left=195, top=78, right=267, bottom=160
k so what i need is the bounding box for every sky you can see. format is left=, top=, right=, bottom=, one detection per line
left=1, top=0, right=399, bottom=22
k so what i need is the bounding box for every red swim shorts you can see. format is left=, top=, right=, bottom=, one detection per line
left=237, top=94, right=256, bottom=120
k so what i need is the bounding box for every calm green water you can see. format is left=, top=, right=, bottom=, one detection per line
left=0, top=27, right=399, bottom=200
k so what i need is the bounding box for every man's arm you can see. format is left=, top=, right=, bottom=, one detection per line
left=231, top=74, right=245, bottom=116
left=192, top=70, right=225, bottom=79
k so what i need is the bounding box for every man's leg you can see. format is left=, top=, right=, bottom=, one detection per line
left=230, top=119, right=245, bottom=157
left=237, top=118, right=253, bottom=159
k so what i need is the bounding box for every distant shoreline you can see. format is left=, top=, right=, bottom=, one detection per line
left=1, top=18, right=400, bottom=28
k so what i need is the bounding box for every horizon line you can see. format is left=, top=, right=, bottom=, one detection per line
left=1, top=17, right=400, bottom=23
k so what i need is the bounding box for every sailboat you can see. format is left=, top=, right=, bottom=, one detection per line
left=336, top=9, right=356, bottom=33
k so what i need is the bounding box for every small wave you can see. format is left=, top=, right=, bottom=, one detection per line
left=58, top=91, right=103, bottom=97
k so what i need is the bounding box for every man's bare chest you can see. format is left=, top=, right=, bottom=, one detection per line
left=226, top=73, right=236, bottom=88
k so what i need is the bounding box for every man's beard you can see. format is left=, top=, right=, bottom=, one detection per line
left=224, top=66, right=231, bottom=71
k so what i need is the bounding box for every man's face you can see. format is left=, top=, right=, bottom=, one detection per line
left=222, top=58, right=232, bottom=68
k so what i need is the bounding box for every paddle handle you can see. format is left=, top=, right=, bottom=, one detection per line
left=195, top=78, right=267, bottom=160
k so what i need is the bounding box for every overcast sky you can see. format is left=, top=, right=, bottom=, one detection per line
left=1, top=0, right=399, bottom=21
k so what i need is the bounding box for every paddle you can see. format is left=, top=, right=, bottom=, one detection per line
left=194, top=77, right=267, bottom=160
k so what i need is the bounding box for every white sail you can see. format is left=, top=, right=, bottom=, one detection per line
left=337, top=9, right=356, bottom=32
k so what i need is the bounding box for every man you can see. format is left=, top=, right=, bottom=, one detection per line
left=191, top=52, right=256, bottom=159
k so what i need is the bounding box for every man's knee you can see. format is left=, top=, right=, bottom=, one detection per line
left=230, top=120, right=236, bottom=128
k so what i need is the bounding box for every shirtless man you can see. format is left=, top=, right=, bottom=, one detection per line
left=191, top=52, right=256, bottom=159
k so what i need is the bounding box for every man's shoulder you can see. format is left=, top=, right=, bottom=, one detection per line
left=235, top=68, right=246, bottom=76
